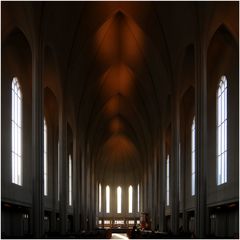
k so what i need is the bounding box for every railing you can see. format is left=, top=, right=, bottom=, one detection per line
left=98, top=218, right=140, bottom=229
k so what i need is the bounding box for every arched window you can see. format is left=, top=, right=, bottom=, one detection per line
left=191, top=117, right=196, bottom=196
left=99, top=183, right=102, bottom=212
left=11, top=77, right=22, bottom=185
left=44, top=118, right=48, bottom=195
left=217, top=76, right=227, bottom=185
left=106, top=185, right=110, bottom=213
left=69, top=154, right=72, bottom=206
left=137, top=184, right=140, bottom=213
left=117, top=186, right=122, bottom=213
left=58, top=140, right=60, bottom=201
left=166, top=155, right=170, bottom=206
left=128, top=185, right=133, bottom=213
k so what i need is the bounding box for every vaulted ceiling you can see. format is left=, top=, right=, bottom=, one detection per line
left=41, top=2, right=175, bottom=182
left=3, top=1, right=237, bottom=184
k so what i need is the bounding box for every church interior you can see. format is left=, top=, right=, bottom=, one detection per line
left=1, top=1, right=239, bottom=239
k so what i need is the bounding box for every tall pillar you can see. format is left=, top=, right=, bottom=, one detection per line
left=195, top=10, right=207, bottom=238
left=123, top=185, right=128, bottom=222
left=51, top=129, right=58, bottom=232
left=80, top=151, right=86, bottom=230
left=86, top=155, right=90, bottom=230
left=159, top=130, right=165, bottom=232
left=87, top=155, right=92, bottom=230
left=91, top=158, right=96, bottom=230
left=171, top=94, right=180, bottom=234
left=90, top=156, right=96, bottom=230
left=153, top=152, right=158, bottom=230
left=181, top=137, right=188, bottom=232
left=73, top=133, right=80, bottom=232
left=59, top=103, right=67, bottom=235
left=78, top=147, right=82, bottom=231
left=140, top=182, right=143, bottom=214
left=147, top=162, right=152, bottom=215
left=102, top=183, right=106, bottom=227
left=133, top=184, right=138, bottom=218
left=156, top=149, right=161, bottom=231
left=32, top=38, right=44, bottom=238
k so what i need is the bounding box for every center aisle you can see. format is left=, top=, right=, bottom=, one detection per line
left=111, top=233, right=129, bottom=239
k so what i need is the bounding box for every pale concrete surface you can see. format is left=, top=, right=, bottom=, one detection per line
left=111, top=233, right=129, bottom=239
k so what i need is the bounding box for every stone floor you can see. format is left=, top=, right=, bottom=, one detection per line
left=111, top=233, right=129, bottom=239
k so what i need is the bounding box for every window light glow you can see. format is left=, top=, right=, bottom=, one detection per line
left=137, top=184, right=140, bottom=212
left=58, top=140, right=60, bottom=201
left=99, top=183, right=102, bottom=212
left=128, top=185, right=133, bottom=213
left=217, top=76, right=228, bottom=185
left=117, top=186, right=122, bottom=213
left=11, top=77, right=22, bottom=185
left=69, top=155, right=72, bottom=206
left=44, top=118, right=47, bottom=195
left=191, top=117, right=196, bottom=196
left=166, top=155, right=170, bottom=206
left=106, top=185, right=110, bottom=213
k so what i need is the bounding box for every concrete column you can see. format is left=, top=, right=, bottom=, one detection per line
left=157, top=146, right=162, bottom=231
left=59, top=103, right=67, bottom=234
left=90, top=157, right=95, bottom=230
left=81, top=151, right=87, bottom=230
left=123, top=185, right=128, bottom=219
left=111, top=185, right=116, bottom=217
left=50, top=129, right=58, bottom=232
left=32, top=38, right=44, bottom=238
left=181, top=137, right=187, bottom=232
left=73, top=133, right=79, bottom=232
left=142, top=161, right=145, bottom=213
left=156, top=150, right=159, bottom=229
left=78, top=147, right=82, bottom=231
left=171, top=95, right=180, bottom=234
left=87, top=156, right=91, bottom=230
left=195, top=14, right=207, bottom=238
left=150, top=159, right=154, bottom=229
left=153, top=153, right=158, bottom=230
left=140, top=182, right=143, bottom=214
left=102, top=184, right=106, bottom=227
left=159, top=130, right=166, bottom=232
left=86, top=155, right=90, bottom=230
left=80, top=151, right=85, bottom=230
left=133, top=184, right=138, bottom=218
left=147, top=163, right=152, bottom=214
left=50, top=211, right=56, bottom=233
left=91, top=159, right=96, bottom=230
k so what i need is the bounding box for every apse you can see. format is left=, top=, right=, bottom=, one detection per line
left=97, top=134, right=140, bottom=185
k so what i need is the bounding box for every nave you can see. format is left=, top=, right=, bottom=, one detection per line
left=1, top=1, right=239, bottom=239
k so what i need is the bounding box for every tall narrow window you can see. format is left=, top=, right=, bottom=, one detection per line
left=69, top=155, right=72, bottom=206
left=11, top=77, right=22, bottom=185
left=44, top=118, right=47, bottom=195
left=137, top=184, right=140, bottom=213
left=117, top=186, right=122, bottom=213
left=217, top=76, right=227, bottom=185
left=179, top=142, right=181, bottom=200
left=106, top=185, right=110, bottom=213
left=191, top=117, right=196, bottom=196
left=99, top=183, right=102, bottom=212
left=128, top=185, right=133, bottom=213
left=58, top=140, right=60, bottom=201
left=166, top=155, right=170, bottom=206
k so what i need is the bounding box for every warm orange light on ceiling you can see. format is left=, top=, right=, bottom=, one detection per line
left=95, top=10, right=144, bottom=65
left=93, top=8, right=146, bottom=164
left=102, top=134, right=138, bottom=162
left=100, top=63, right=134, bottom=98
left=109, top=117, right=124, bottom=133
left=104, top=95, right=120, bottom=116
